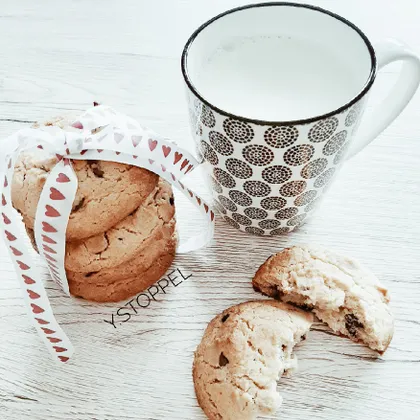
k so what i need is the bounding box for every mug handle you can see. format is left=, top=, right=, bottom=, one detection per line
left=347, top=39, right=420, bottom=159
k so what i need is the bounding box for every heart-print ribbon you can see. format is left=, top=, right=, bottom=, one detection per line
left=0, top=105, right=215, bottom=363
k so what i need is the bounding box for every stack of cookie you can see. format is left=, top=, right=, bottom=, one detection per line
left=11, top=115, right=177, bottom=302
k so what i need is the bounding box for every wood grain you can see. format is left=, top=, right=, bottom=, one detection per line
left=1, top=0, right=420, bottom=419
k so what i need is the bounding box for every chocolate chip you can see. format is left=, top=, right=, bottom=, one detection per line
left=270, top=288, right=282, bottom=300
left=345, top=313, right=364, bottom=337
left=169, top=196, right=175, bottom=206
left=219, top=352, right=229, bottom=367
left=221, top=314, right=230, bottom=323
left=72, top=197, right=85, bottom=212
left=296, top=303, right=314, bottom=311
left=252, top=284, right=261, bottom=293
left=301, top=335, right=307, bottom=341
left=93, top=101, right=100, bottom=106
left=85, top=272, right=98, bottom=278
left=89, top=161, right=104, bottom=178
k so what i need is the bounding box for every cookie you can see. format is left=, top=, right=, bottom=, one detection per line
left=67, top=219, right=176, bottom=285
left=64, top=178, right=175, bottom=273
left=193, top=301, right=313, bottom=420
left=253, top=245, right=394, bottom=353
left=12, top=115, right=159, bottom=241
left=68, top=241, right=176, bottom=302
left=27, top=216, right=176, bottom=294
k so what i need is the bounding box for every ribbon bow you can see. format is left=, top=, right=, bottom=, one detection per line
left=0, top=106, right=214, bottom=363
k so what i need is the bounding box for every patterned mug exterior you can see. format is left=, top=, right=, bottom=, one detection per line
left=185, top=92, right=364, bottom=235
left=182, top=3, right=420, bottom=236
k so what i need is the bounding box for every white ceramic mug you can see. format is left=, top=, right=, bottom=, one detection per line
left=181, top=2, right=420, bottom=235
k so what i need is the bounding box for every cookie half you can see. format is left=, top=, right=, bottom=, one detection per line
left=12, top=115, right=159, bottom=241
left=193, top=301, right=313, bottom=420
left=253, top=245, right=394, bottom=353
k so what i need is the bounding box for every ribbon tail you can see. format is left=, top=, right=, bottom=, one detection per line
left=1, top=151, right=74, bottom=363
left=173, top=179, right=215, bottom=253
left=34, top=158, right=77, bottom=296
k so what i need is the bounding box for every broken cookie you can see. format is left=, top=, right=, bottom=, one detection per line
left=253, top=245, right=394, bottom=353
left=193, top=301, right=313, bottom=420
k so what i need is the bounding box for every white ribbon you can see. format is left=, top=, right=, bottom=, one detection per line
left=0, top=105, right=215, bottom=363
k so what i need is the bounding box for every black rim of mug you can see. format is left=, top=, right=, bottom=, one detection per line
left=181, top=2, right=377, bottom=127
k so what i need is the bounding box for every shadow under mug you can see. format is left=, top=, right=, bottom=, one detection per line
left=181, top=2, right=420, bottom=236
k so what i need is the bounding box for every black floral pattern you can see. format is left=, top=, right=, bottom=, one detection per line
left=345, top=102, right=362, bottom=127
left=308, top=117, right=339, bottom=142
left=259, top=219, right=281, bottom=229
left=245, top=226, right=265, bottom=236
left=284, top=144, right=314, bottom=166
left=229, top=190, right=253, bottom=207
left=218, top=195, right=237, bottom=212
left=262, top=165, right=292, bottom=184
left=287, top=213, right=307, bottom=227
left=200, top=104, right=216, bottom=128
left=294, top=190, right=317, bottom=207
left=213, top=168, right=236, bottom=188
left=269, top=227, right=290, bottom=236
left=275, top=207, right=299, bottom=220
left=224, top=216, right=240, bottom=229
left=223, top=118, right=254, bottom=143
left=300, top=158, right=328, bottom=179
left=209, top=131, right=234, bottom=156
left=279, top=181, right=307, bottom=197
left=211, top=177, right=223, bottom=194
left=243, top=144, right=274, bottom=166
left=323, top=131, right=348, bottom=156
left=200, top=140, right=219, bottom=166
left=314, top=168, right=336, bottom=188
left=232, top=213, right=252, bottom=226
left=244, top=207, right=268, bottom=220
left=264, top=126, right=299, bottom=148
left=243, top=181, right=271, bottom=197
left=261, top=197, right=287, bottom=211
left=225, top=158, right=253, bottom=179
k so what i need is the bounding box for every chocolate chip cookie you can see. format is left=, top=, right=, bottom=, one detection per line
left=64, top=178, right=175, bottom=273
left=253, top=245, right=394, bottom=353
left=193, top=301, right=313, bottom=420
left=26, top=178, right=176, bottom=302
left=12, top=115, right=159, bottom=241
left=26, top=218, right=176, bottom=302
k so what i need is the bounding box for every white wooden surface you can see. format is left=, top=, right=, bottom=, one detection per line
left=1, top=1, right=420, bottom=419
